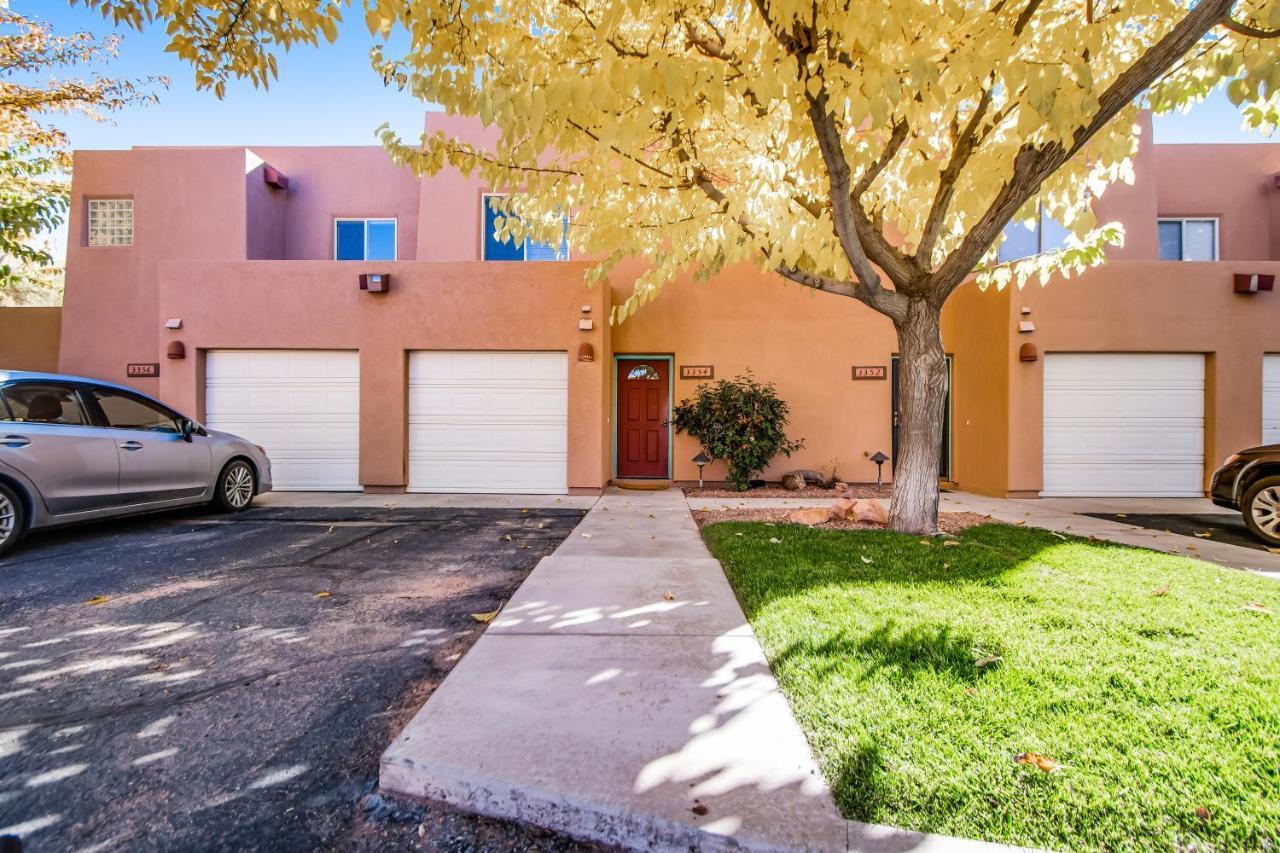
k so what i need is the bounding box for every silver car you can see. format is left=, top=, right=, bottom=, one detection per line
left=0, top=370, right=272, bottom=557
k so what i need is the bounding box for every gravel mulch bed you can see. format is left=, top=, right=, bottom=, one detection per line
left=693, top=508, right=996, bottom=535
left=684, top=483, right=891, bottom=499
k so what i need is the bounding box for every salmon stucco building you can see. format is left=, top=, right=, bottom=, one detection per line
left=7, top=113, right=1277, bottom=498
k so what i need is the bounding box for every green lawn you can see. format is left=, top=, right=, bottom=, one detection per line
left=702, top=522, right=1280, bottom=851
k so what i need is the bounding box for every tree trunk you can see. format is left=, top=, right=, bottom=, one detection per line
left=889, top=297, right=948, bottom=535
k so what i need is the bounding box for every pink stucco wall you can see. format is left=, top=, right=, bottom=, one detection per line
left=57, top=113, right=1280, bottom=494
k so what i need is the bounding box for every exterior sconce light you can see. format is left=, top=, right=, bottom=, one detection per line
left=359, top=272, right=390, bottom=293
left=1019, top=343, right=1039, bottom=362
left=1234, top=273, right=1275, bottom=294
left=870, top=451, right=889, bottom=488
left=166, top=341, right=186, bottom=360
left=578, top=342, right=594, bottom=362
left=693, top=451, right=711, bottom=488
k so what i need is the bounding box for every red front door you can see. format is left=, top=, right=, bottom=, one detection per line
left=616, top=359, right=670, bottom=478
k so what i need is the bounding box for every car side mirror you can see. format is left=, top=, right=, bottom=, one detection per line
left=180, top=419, right=196, bottom=442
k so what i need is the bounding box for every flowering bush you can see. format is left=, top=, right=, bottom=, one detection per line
left=671, top=372, right=804, bottom=490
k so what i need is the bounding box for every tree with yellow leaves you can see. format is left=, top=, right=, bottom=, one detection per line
left=0, top=3, right=162, bottom=302
left=79, top=0, right=1278, bottom=532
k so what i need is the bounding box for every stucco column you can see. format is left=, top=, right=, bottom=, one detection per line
left=358, top=344, right=407, bottom=490
left=1206, top=348, right=1263, bottom=486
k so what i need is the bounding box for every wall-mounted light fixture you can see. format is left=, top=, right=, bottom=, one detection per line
left=263, top=166, right=290, bottom=190
left=1234, top=273, right=1275, bottom=294
left=578, top=342, right=594, bottom=362
left=359, top=272, right=390, bottom=293
left=167, top=341, right=186, bottom=360
left=1019, top=343, right=1039, bottom=362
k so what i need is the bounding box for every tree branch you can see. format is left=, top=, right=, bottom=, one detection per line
left=805, top=93, right=909, bottom=320
left=916, top=80, right=995, bottom=266
left=1221, top=15, right=1280, bottom=38
left=931, top=0, right=1236, bottom=296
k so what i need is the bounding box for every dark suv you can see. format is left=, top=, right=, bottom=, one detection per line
left=1210, top=445, right=1280, bottom=547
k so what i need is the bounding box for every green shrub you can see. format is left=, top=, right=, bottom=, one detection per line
left=671, top=372, right=804, bottom=490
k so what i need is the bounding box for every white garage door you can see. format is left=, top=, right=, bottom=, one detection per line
left=408, top=351, right=567, bottom=494
left=1043, top=353, right=1204, bottom=497
left=1265, top=355, right=1280, bottom=446
left=205, top=350, right=360, bottom=491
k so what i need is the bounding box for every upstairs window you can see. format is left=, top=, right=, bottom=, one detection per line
left=1158, top=218, right=1217, bottom=261
left=87, top=198, right=133, bottom=247
left=997, top=206, right=1069, bottom=263
left=335, top=218, right=397, bottom=261
left=482, top=193, right=569, bottom=261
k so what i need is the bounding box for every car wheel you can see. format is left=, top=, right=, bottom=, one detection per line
left=1242, top=475, right=1280, bottom=547
left=213, top=460, right=256, bottom=513
left=0, top=482, right=27, bottom=559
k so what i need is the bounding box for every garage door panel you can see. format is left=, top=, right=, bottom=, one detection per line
left=205, top=350, right=360, bottom=491
left=1043, top=462, right=1205, bottom=497
left=1042, top=353, right=1204, bottom=497
left=1265, top=355, right=1280, bottom=446
left=408, top=352, right=568, bottom=494
left=1043, top=423, right=1204, bottom=458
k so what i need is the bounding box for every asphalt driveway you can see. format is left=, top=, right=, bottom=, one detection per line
left=0, top=503, right=585, bottom=852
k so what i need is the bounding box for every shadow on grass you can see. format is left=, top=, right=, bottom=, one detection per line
left=774, top=620, right=993, bottom=684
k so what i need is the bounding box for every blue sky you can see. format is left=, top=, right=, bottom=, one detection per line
left=14, top=1, right=1276, bottom=260
left=18, top=0, right=1279, bottom=151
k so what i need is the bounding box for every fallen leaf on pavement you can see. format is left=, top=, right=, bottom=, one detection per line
left=1151, top=584, right=1170, bottom=597
left=1014, top=752, right=1062, bottom=773
left=663, top=591, right=675, bottom=601
left=691, top=803, right=708, bottom=816
left=1115, top=512, right=1127, bottom=518
left=581, top=533, right=592, bottom=538
left=315, top=591, right=331, bottom=598
left=471, top=610, right=500, bottom=624
left=1194, top=532, right=1213, bottom=538
left=85, top=595, right=109, bottom=606
left=502, top=534, right=512, bottom=541
left=1242, top=602, right=1273, bottom=615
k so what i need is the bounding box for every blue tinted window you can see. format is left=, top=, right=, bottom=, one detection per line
left=483, top=200, right=524, bottom=261
left=526, top=216, right=570, bottom=261
left=1040, top=216, right=1069, bottom=253
left=1158, top=220, right=1182, bottom=260
left=998, top=208, right=1068, bottom=263
left=366, top=220, right=396, bottom=260
left=998, top=219, right=1040, bottom=263
left=336, top=220, right=365, bottom=260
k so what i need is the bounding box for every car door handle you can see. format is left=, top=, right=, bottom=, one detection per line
left=1, top=434, right=30, bottom=449
left=119, top=441, right=144, bottom=451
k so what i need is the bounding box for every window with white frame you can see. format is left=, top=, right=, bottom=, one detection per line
left=1158, top=218, right=1217, bottom=261
left=334, top=218, right=397, bottom=261
left=482, top=193, right=569, bottom=261
left=997, top=206, right=1069, bottom=264
left=87, top=198, right=134, bottom=247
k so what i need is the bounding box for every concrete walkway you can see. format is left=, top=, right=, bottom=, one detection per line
left=380, top=488, right=1011, bottom=851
